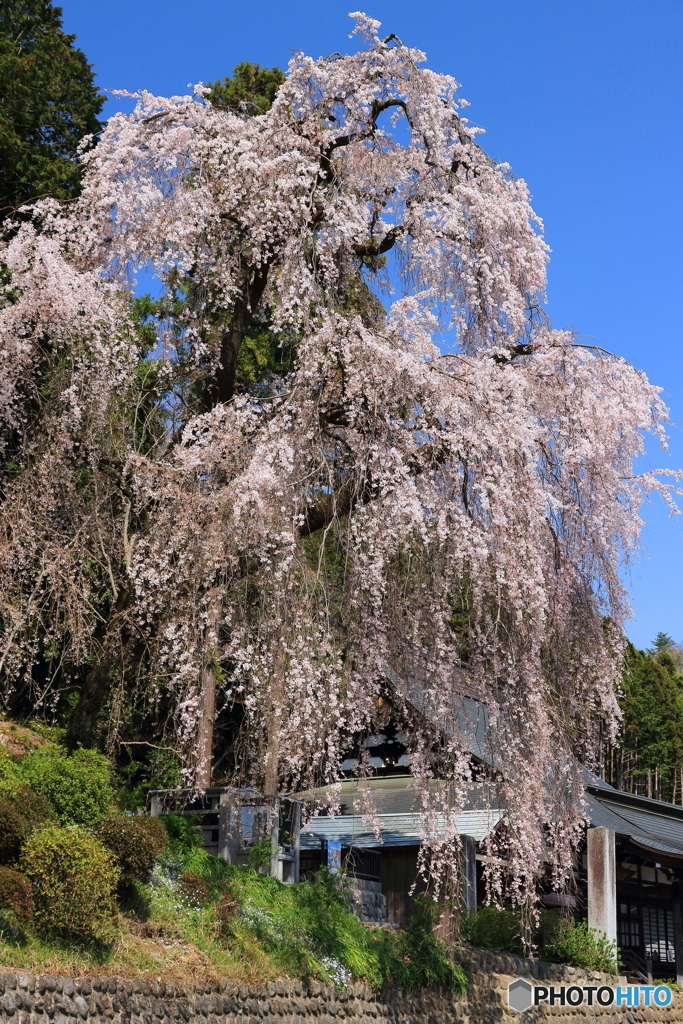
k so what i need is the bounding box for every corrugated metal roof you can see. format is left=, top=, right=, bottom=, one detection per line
left=300, top=809, right=503, bottom=849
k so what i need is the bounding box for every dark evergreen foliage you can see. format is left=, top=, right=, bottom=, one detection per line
left=0, top=799, right=29, bottom=864
left=0, top=786, right=54, bottom=864
left=0, top=865, right=33, bottom=925
left=0, top=0, right=104, bottom=221
left=207, top=62, right=285, bottom=116
left=608, top=639, right=683, bottom=801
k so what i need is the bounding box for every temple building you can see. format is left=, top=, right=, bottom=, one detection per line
left=150, top=675, right=683, bottom=985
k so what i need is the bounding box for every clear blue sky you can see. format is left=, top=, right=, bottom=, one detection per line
left=59, top=0, right=683, bottom=649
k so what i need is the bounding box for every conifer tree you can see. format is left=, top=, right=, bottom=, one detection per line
left=0, top=0, right=103, bottom=222
left=207, top=62, right=285, bottom=116
left=612, top=642, right=683, bottom=801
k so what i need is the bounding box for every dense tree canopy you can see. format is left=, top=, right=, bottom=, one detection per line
left=0, top=0, right=103, bottom=221
left=1, top=12, right=680, bottom=904
left=207, top=61, right=285, bottom=115
left=604, top=638, right=683, bottom=803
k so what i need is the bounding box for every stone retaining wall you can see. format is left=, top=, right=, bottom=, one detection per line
left=0, top=948, right=679, bottom=1024
left=451, top=946, right=683, bottom=1020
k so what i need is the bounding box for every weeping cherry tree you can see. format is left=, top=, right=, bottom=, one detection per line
left=1, top=12, right=680, bottom=905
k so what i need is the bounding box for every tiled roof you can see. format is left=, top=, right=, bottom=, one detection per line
left=297, top=664, right=683, bottom=860
left=587, top=784, right=683, bottom=859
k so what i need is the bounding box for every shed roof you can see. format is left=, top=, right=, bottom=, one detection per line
left=300, top=808, right=504, bottom=849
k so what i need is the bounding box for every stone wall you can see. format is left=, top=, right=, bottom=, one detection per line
left=0, top=950, right=680, bottom=1024
left=345, top=876, right=388, bottom=924
left=451, top=946, right=683, bottom=1020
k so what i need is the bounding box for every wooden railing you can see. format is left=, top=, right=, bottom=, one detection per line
left=620, top=948, right=652, bottom=985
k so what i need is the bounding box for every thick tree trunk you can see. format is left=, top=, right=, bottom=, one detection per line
left=65, top=587, right=132, bottom=751
left=195, top=586, right=222, bottom=788
left=615, top=749, right=624, bottom=791
left=65, top=655, right=115, bottom=751
left=211, top=264, right=270, bottom=407
left=184, top=264, right=274, bottom=777
left=263, top=719, right=280, bottom=799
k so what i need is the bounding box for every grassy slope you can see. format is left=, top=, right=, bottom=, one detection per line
left=0, top=715, right=465, bottom=991
left=0, top=825, right=465, bottom=992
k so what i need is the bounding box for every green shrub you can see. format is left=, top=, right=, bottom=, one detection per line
left=96, top=813, right=167, bottom=881
left=545, top=919, right=618, bottom=974
left=21, top=826, right=119, bottom=940
left=8, top=786, right=56, bottom=827
left=464, top=907, right=617, bottom=974
left=0, top=786, right=55, bottom=864
left=160, top=812, right=202, bottom=856
left=116, top=750, right=183, bottom=811
left=464, top=905, right=527, bottom=955
left=0, top=866, right=33, bottom=926
left=383, top=897, right=467, bottom=992
left=0, top=800, right=30, bottom=865
left=17, top=748, right=114, bottom=827
left=248, top=838, right=272, bottom=871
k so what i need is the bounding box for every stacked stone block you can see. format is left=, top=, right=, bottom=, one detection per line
left=345, top=878, right=388, bottom=925
left=0, top=952, right=676, bottom=1024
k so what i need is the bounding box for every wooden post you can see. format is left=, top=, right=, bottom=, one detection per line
left=672, top=898, right=683, bottom=988
left=461, top=835, right=477, bottom=912
left=291, top=800, right=301, bottom=883
left=587, top=827, right=617, bottom=947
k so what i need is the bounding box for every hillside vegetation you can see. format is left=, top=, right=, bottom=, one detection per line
left=0, top=722, right=465, bottom=992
